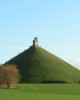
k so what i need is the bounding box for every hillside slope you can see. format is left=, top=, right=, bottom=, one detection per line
left=5, top=46, right=80, bottom=83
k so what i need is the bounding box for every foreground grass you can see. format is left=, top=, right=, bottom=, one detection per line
left=0, top=84, right=80, bottom=100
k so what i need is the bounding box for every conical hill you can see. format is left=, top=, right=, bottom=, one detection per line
left=5, top=46, right=80, bottom=83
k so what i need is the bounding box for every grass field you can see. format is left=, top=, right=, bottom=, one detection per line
left=0, top=84, right=80, bottom=100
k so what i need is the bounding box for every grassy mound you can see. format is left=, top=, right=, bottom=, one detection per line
left=5, top=46, right=80, bottom=83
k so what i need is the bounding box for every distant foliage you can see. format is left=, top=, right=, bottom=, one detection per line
left=41, top=80, right=67, bottom=84
left=0, top=64, right=21, bottom=88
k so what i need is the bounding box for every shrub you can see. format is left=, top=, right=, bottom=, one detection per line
left=0, top=64, right=21, bottom=88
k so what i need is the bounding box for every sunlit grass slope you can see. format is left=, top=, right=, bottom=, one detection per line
left=5, top=47, right=80, bottom=83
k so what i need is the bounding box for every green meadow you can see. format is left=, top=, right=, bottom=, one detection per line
left=0, top=84, right=80, bottom=100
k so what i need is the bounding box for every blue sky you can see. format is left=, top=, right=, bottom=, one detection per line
left=0, top=0, right=80, bottom=69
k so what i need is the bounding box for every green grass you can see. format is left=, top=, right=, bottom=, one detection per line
left=5, top=47, right=80, bottom=83
left=0, top=84, right=80, bottom=100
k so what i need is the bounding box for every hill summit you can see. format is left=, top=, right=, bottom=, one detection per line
left=5, top=37, right=80, bottom=83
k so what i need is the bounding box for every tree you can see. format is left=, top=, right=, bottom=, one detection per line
left=0, top=64, right=21, bottom=88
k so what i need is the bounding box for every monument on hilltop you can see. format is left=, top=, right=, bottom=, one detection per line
left=33, top=37, right=38, bottom=47
left=4, top=37, right=80, bottom=83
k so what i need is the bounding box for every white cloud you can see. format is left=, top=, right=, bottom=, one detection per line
left=68, top=57, right=80, bottom=69
left=76, top=58, right=80, bottom=63
left=74, top=58, right=80, bottom=64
